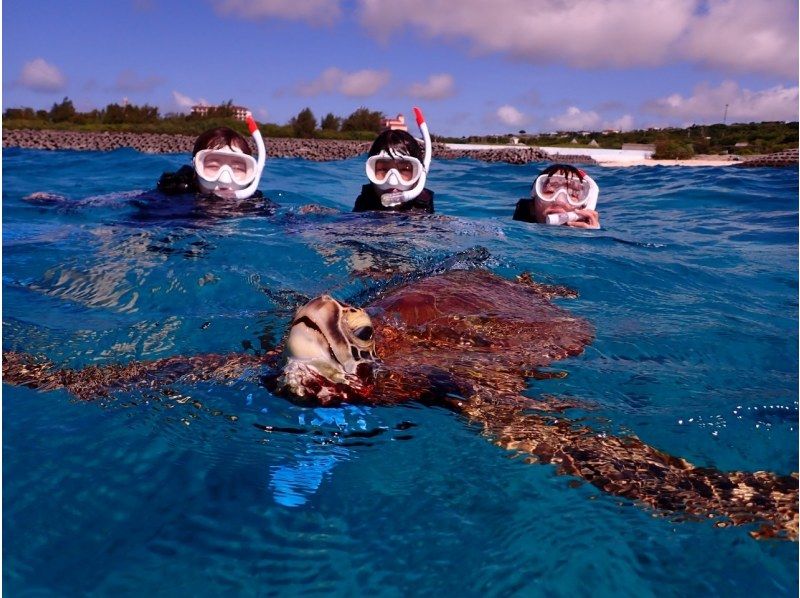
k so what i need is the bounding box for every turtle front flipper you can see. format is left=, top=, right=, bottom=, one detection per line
left=461, top=399, right=799, bottom=540
left=2, top=350, right=276, bottom=401
left=3, top=351, right=66, bottom=393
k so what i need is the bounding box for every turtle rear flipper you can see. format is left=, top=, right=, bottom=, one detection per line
left=463, top=400, right=799, bottom=540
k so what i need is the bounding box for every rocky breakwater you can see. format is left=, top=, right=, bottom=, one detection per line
left=544, top=152, right=599, bottom=165
left=260, top=137, right=369, bottom=160
left=3, top=129, right=198, bottom=153
left=4, top=129, right=566, bottom=165
left=432, top=143, right=552, bottom=164
left=735, top=148, right=799, bottom=168
left=2, top=129, right=372, bottom=161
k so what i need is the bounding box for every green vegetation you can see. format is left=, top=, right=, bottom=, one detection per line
left=652, top=139, right=695, bottom=160
left=3, top=97, right=797, bottom=155
left=340, top=107, right=383, bottom=133
left=320, top=112, right=341, bottom=131
left=3, top=98, right=385, bottom=141
left=441, top=121, right=798, bottom=157
left=290, top=107, right=317, bottom=138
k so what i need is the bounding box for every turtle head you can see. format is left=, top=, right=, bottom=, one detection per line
left=276, top=295, right=378, bottom=405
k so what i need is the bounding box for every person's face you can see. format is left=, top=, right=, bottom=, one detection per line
left=197, top=146, right=254, bottom=183
left=201, top=149, right=252, bottom=182
left=545, top=177, right=580, bottom=196
left=373, top=158, right=416, bottom=183
left=533, top=175, right=586, bottom=223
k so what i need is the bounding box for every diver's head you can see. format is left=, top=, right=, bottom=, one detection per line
left=531, top=164, right=598, bottom=224
left=368, top=129, right=424, bottom=163
left=365, top=130, right=426, bottom=206
left=192, top=127, right=257, bottom=197
left=192, top=127, right=252, bottom=157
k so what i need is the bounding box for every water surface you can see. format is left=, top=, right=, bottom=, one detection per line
left=3, top=148, right=798, bottom=596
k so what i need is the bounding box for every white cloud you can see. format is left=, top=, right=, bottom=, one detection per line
left=680, top=0, right=798, bottom=79
left=212, top=0, right=341, bottom=26
left=407, top=74, right=456, bottom=100
left=603, top=114, right=635, bottom=131
left=297, top=67, right=390, bottom=97
left=496, top=105, right=526, bottom=127
left=172, top=91, right=208, bottom=111
left=646, top=81, right=799, bottom=123
left=358, top=0, right=693, bottom=68
left=339, top=69, right=390, bottom=96
left=114, top=70, right=163, bottom=92
left=18, top=58, right=66, bottom=92
left=548, top=106, right=601, bottom=131
left=356, top=0, right=798, bottom=77
left=297, top=67, right=342, bottom=95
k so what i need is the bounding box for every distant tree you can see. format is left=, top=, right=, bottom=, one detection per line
left=103, top=102, right=160, bottom=124
left=127, top=103, right=159, bottom=123
left=321, top=112, right=341, bottom=131
left=341, top=107, right=383, bottom=133
left=290, top=107, right=317, bottom=138
left=36, top=109, right=49, bottom=120
left=104, top=103, right=126, bottom=124
left=3, top=107, right=37, bottom=120
left=653, top=139, right=694, bottom=160
left=87, top=108, right=103, bottom=122
left=519, top=130, right=526, bottom=135
left=49, top=97, right=76, bottom=123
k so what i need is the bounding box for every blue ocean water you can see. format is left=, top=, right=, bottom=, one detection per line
left=3, top=147, right=798, bottom=596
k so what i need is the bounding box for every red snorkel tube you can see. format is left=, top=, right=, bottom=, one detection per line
left=398, top=106, right=431, bottom=203
left=233, top=112, right=266, bottom=200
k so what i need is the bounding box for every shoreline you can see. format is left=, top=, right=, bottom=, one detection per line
left=597, top=158, right=735, bottom=168
left=3, top=129, right=796, bottom=168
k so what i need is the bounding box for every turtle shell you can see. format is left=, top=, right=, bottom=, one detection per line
left=365, top=269, right=593, bottom=405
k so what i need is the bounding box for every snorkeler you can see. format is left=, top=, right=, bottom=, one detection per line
left=353, top=107, right=434, bottom=214
left=513, top=164, right=600, bottom=229
left=157, top=112, right=267, bottom=201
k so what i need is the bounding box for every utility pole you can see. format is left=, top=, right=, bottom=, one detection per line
left=723, top=104, right=729, bottom=125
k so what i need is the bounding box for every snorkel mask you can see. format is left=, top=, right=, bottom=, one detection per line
left=532, top=169, right=599, bottom=224
left=365, top=107, right=432, bottom=208
left=193, top=112, right=266, bottom=199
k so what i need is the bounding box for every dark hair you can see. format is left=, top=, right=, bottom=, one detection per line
left=539, top=164, right=585, bottom=180
left=192, top=127, right=252, bottom=157
left=368, top=129, right=423, bottom=160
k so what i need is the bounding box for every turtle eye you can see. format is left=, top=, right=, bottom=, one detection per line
left=353, top=326, right=373, bottom=341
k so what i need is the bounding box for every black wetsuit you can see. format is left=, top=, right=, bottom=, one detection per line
left=157, top=165, right=198, bottom=195
left=134, top=166, right=277, bottom=220
left=512, top=198, right=537, bottom=223
left=353, top=184, right=435, bottom=214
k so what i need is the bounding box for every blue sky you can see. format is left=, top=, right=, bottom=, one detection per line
left=3, top=0, right=798, bottom=136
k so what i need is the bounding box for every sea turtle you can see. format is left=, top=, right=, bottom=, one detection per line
left=4, top=269, right=797, bottom=539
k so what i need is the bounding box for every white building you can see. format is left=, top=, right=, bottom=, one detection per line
left=191, top=104, right=249, bottom=121
left=381, top=114, right=408, bottom=132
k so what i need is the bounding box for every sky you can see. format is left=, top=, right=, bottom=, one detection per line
left=3, top=0, right=798, bottom=137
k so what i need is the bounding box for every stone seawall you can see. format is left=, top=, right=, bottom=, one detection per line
left=2, top=129, right=370, bottom=161
left=3, top=129, right=558, bottom=165
left=432, top=142, right=552, bottom=164
left=734, top=149, right=799, bottom=168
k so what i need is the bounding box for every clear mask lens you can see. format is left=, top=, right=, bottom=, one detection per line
left=366, top=154, right=422, bottom=188
left=195, top=149, right=257, bottom=187
left=535, top=174, right=588, bottom=207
